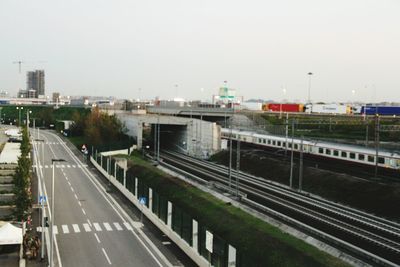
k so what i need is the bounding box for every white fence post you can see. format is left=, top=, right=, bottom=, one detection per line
left=167, top=201, right=172, bottom=228
left=192, top=220, right=198, bottom=251
left=135, top=177, right=138, bottom=196
left=149, top=188, right=153, bottom=211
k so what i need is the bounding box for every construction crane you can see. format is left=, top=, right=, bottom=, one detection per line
left=13, top=60, right=25, bottom=74
left=12, top=60, right=47, bottom=74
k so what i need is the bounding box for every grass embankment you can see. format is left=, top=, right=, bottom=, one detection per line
left=68, top=136, right=85, bottom=148
left=211, top=150, right=400, bottom=221
left=123, top=153, right=348, bottom=267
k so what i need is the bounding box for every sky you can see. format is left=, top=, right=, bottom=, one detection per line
left=1, top=0, right=399, bottom=103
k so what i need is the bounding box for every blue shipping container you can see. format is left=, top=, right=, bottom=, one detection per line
left=361, top=106, right=400, bottom=115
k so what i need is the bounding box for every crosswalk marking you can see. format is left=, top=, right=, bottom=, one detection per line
left=113, top=222, right=123, bottom=231
left=72, top=224, right=80, bottom=233
left=38, top=222, right=135, bottom=236
left=93, top=223, right=102, bottom=232
left=83, top=223, right=91, bottom=232
left=62, top=225, right=69, bottom=234
left=123, top=222, right=133, bottom=231
left=103, top=223, right=112, bottom=231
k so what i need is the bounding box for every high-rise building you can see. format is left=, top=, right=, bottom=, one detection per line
left=26, top=70, right=45, bottom=98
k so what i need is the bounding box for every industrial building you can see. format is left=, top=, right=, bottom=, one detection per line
left=26, top=70, right=45, bottom=98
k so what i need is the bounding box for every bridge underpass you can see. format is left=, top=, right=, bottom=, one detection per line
left=116, top=112, right=221, bottom=158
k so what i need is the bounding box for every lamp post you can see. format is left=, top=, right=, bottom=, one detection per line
left=16, top=106, right=23, bottom=126
left=307, top=72, right=313, bottom=104
left=50, top=159, right=66, bottom=267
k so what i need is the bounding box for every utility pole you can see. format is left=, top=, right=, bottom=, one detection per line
left=299, top=136, right=304, bottom=191
left=365, top=118, right=369, bottom=147
left=228, top=124, right=233, bottom=191
left=307, top=72, right=313, bottom=103
left=374, top=115, right=380, bottom=179
left=235, top=139, right=240, bottom=197
left=285, top=113, right=289, bottom=157
left=289, top=120, right=295, bottom=188
left=157, top=115, right=160, bottom=161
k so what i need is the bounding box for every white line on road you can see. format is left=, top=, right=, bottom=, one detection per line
left=83, top=223, right=91, bottom=232
left=93, top=223, right=102, bottom=231
left=78, top=201, right=82, bottom=207
left=62, top=225, right=69, bottom=234
left=103, top=223, right=112, bottom=231
left=81, top=208, right=86, bottom=215
left=94, top=233, right=101, bottom=243
left=72, top=224, right=80, bottom=233
left=53, top=225, right=58, bottom=235
left=102, top=248, right=112, bottom=265
left=70, top=187, right=74, bottom=192
left=113, top=222, right=123, bottom=231
left=67, top=181, right=71, bottom=186
left=123, top=222, right=133, bottom=231
left=87, top=219, right=92, bottom=227
left=74, top=194, right=78, bottom=200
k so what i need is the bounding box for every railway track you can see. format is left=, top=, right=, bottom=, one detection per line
left=159, top=150, right=400, bottom=266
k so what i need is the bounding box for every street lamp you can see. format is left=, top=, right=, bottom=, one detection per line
left=16, top=106, right=23, bottom=126
left=34, top=139, right=45, bottom=259
left=50, top=158, right=66, bottom=267
left=307, top=72, right=313, bottom=104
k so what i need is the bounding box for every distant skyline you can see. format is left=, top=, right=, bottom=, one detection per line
left=1, top=0, right=399, bottom=103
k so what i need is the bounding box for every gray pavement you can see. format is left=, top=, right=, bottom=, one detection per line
left=31, top=130, right=195, bottom=267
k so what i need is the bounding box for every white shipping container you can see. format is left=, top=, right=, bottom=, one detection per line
left=241, top=102, right=263, bottom=111
left=311, top=104, right=349, bottom=114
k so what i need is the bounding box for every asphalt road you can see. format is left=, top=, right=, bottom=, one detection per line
left=33, top=130, right=182, bottom=267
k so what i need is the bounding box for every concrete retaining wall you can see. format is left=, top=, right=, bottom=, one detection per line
left=0, top=206, right=14, bottom=218
left=0, top=184, right=14, bottom=192
left=0, top=176, right=13, bottom=184
left=0, top=193, right=14, bottom=202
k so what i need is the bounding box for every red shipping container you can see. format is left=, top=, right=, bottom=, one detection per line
left=266, top=103, right=303, bottom=112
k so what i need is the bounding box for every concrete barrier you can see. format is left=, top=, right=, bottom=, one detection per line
left=0, top=176, right=13, bottom=184
left=0, top=184, right=14, bottom=192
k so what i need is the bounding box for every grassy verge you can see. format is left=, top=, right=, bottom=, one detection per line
left=123, top=153, right=349, bottom=267
left=67, top=136, right=85, bottom=149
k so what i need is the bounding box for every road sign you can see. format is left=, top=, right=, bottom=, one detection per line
left=39, top=195, right=47, bottom=204
left=139, top=197, right=147, bottom=205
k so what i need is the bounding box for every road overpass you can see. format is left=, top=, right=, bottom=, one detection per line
left=114, top=111, right=221, bottom=158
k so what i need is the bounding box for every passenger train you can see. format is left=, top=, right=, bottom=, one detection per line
left=221, top=128, right=400, bottom=173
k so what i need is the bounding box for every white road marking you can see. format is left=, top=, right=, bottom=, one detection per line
left=67, top=181, right=71, bottom=186
left=102, top=248, right=112, bottom=265
left=81, top=208, right=86, bottom=215
left=87, top=219, right=92, bottom=227
left=123, top=222, right=133, bottom=231
left=67, top=165, right=71, bottom=168
left=71, top=187, right=74, bottom=192
left=72, top=224, right=80, bottom=233
left=62, top=225, right=69, bottom=234
left=113, top=222, right=123, bottom=231
left=78, top=201, right=82, bottom=207
left=162, top=241, right=171, bottom=245
left=72, top=165, right=76, bottom=168
left=103, top=222, right=112, bottom=231
left=74, top=194, right=78, bottom=200
left=94, top=233, right=101, bottom=243
left=53, top=225, right=58, bottom=235
left=83, top=223, right=91, bottom=232
left=93, top=223, right=102, bottom=231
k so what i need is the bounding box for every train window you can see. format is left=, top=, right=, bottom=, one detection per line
left=378, top=157, right=385, bottom=164
left=267, top=140, right=271, bottom=145
left=333, top=150, right=339, bottom=156
left=294, top=144, right=298, bottom=150
left=326, top=149, right=331, bottom=155
left=318, top=148, right=324, bottom=154
left=277, top=141, right=281, bottom=146
left=341, top=151, right=347, bottom=158
left=263, top=139, right=266, bottom=144
left=283, top=142, right=286, bottom=147
left=350, top=153, right=356, bottom=159
left=272, top=141, right=276, bottom=146
left=258, top=138, right=262, bottom=143
left=358, top=154, right=365, bottom=161
left=368, top=156, right=374, bottom=162
left=288, top=143, right=292, bottom=148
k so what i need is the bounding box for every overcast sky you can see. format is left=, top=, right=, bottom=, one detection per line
left=1, top=0, right=399, bottom=103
